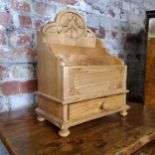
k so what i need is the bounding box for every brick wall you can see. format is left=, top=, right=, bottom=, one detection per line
left=0, top=0, right=154, bottom=112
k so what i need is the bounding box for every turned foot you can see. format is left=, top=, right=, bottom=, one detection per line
left=37, top=115, right=45, bottom=122
left=120, top=110, right=128, bottom=117
left=58, top=129, right=70, bottom=137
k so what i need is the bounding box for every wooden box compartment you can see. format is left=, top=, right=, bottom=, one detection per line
left=35, top=10, right=129, bottom=137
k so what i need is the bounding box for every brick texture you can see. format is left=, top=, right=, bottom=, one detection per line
left=8, top=31, right=32, bottom=47
left=34, top=19, right=44, bottom=30
left=53, top=0, right=78, bottom=5
left=0, top=65, right=7, bottom=80
left=0, top=0, right=154, bottom=112
left=0, top=29, right=6, bottom=45
left=90, top=27, right=106, bottom=39
left=1, top=80, right=37, bottom=95
left=19, top=16, right=32, bottom=28
left=11, top=0, right=31, bottom=12
left=13, top=48, right=35, bottom=62
left=0, top=12, right=13, bottom=26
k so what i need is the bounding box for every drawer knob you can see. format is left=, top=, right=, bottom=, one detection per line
left=100, top=101, right=122, bottom=111
left=100, top=101, right=112, bottom=111
left=100, top=102, right=106, bottom=110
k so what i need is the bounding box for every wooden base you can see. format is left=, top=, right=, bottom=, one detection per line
left=35, top=103, right=130, bottom=137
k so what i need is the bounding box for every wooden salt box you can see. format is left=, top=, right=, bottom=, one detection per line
left=35, top=10, right=129, bottom=137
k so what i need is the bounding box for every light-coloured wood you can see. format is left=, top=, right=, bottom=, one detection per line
left=64, top=66, right=126, bottom=101
left=38, top=96, right=64, bottom=119
left=42, top=10, right=96, bottom=47
left=37, top=115, right=45, bottom=122
left=37, top=32, right=64, bottom=99
left=69, top=94, right=125, bottom=121
left=120, top=110, right=128, bottom=117
left=36, top=9, right=129, bottom=137
left=35, top=97, right=129, bottom=130
left=37, top=89, right=129, bottom=104
left=35, top=107, right=63, bottom=128
left=58, top=129, right=70, bottom=137
left=67, top=104, right=129, bottom=128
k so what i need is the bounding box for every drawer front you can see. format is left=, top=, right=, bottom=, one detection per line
left=69, top=94, right=125, bottom=121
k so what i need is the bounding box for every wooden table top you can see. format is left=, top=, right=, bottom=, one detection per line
left=1, top=103, right=155, bottom=155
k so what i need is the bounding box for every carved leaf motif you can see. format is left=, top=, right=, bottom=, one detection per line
left=42, top=10, right=95, bottom=39
left=58, top=12, right=85, bottom=38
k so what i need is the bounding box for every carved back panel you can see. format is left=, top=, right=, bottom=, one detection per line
left=42, top=10, right=96, bottom=47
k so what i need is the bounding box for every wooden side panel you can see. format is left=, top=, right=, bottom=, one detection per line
left=145, top=38, right=155, bottom=106
left=38, top=96, right=64, bottom=119
left=63, top=66, right=126, bottom=102
left=37, top=32, right=63, bottom=99
left=69, top=94, right=125, bottom=121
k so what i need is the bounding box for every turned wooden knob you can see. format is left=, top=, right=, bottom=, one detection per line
left=100, top=102, right=106, bottom=110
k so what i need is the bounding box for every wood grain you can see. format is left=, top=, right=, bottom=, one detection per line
left=1, top=103, right=155, bottom=155
left=69, top=94, right=125, bottom=121
left=145, top=38, right=155, bottom=106
left=36, top=9, right=129, bottom=137
left=134, top=140, right=155, bottom=154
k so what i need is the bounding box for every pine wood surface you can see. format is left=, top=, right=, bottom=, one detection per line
left=36, top=10, right=129, bottom=136
left=1, top=103, right=155, bottom=155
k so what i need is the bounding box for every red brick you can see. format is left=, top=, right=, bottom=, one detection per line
left=0, top=30, right=6, bottom=45
left=1, top=81, right=20, bottom=95
left=111, top=31, right=117, bottom=39
left=16, top=33, right=32, bottom=46
left=19, top=16, right=32, bottom=28
left=20, top=80, right=37, bottom=93
left=0, top=65, right=6, bottom=73
left=0, top=12, right=13, bottom=26
left=52, top=0, right=78, bottom=5
left=0, top=64, right=8, bottom=81
left=90, top=27, right=105, bottom=38
left=9, top=31, right=32, bottom=47
left=97, top=27, right=106, bottom=38
left=1, top=80, right=37, bottom=95
left=35, top=19, right=44, bottom=30
left=108, top=9, right=115, bottom=17
left=11, top=0, right=31, bottom=12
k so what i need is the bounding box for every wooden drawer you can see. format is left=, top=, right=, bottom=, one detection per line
left=69, top=94, right=125, bottom=121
